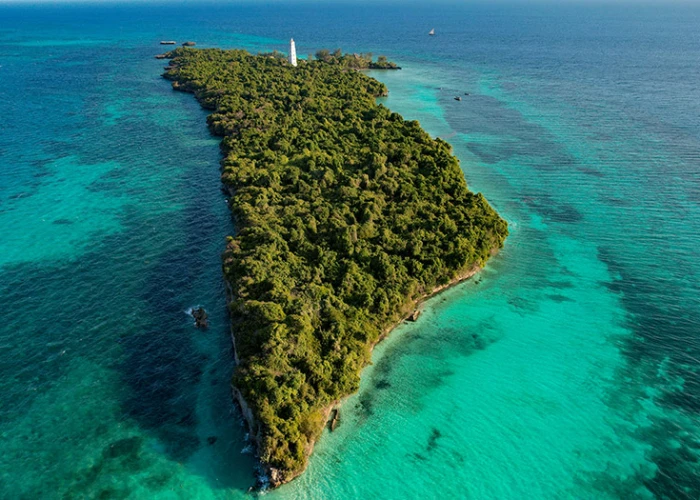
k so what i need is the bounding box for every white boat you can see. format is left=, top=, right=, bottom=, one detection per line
left=429, top=29, right=435, bottom=36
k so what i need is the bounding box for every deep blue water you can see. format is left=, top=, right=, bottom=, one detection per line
left=1, top=3, right=699, bottom=498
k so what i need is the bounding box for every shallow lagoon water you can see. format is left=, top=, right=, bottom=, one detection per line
left=1, top=4, right=699, bottom=499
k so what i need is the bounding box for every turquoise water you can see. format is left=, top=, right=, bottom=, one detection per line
left=1, top=4, right=699, bottom=498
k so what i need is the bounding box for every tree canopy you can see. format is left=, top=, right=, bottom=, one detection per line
left=163, top=47, right=507, bottom=486
left=313, top=49, right=400, bottom=69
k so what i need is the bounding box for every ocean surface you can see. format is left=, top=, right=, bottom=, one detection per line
left=1, top=3, right=699, bottom=498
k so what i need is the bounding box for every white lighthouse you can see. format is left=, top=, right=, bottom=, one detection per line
left=289, top=38, right=297, bottom=67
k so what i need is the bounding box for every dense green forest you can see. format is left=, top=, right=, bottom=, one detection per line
left=313, top=49, right=400, bottom=69
left=163, top=47, right=507, bottom=485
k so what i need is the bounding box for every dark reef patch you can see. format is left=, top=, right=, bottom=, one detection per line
left=450, top=449, right=465, bottom=464
left=508, top=295, right=540, bottom=314
left=597, top=246, right=700, bottom=498
left=374, top=379, right=391, bottom=390
left=144, top=472, right=171, bottom=490
left=32, top=169, right=52, bottom=178
left=546, top=294, right=574, bottom=303
left=543, top=152, right=578, bottom=171
left=100, top=167, right=130, bottom=180
left=537, top=202, right=584, bottom=224
left=577, top=167, right=605, bottom=178
left=465, top=142, right=504, bottom=165
left=426, top=428, right=442, bottom=452
left=600, top=195, right=633, bottom=207
left=355, top=393, right=375, bottom=419
left=102, top=436, right=143, bottom=460
left=9, top=192, right=33, bottom=200
left=443, top=89, right=583, bottom=184
left=409, top=452, right=427, bottom=462
left=546, top=280, right=575, bottom=290
left=520, top=191, right=584, bottom=224
left=65, top=436, right=147, bottom=498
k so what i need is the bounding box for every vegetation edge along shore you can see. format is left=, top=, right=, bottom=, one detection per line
left=161, top=47, right=508, bottom=488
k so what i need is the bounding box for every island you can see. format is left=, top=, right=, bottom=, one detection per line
left=162, top=47, right=507, bottom=488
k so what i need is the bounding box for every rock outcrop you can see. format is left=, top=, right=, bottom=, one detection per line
left=191, top=307, right=208, bottom=328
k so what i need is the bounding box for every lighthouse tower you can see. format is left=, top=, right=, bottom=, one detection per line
left=289, top=38, right=297, bottom=67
